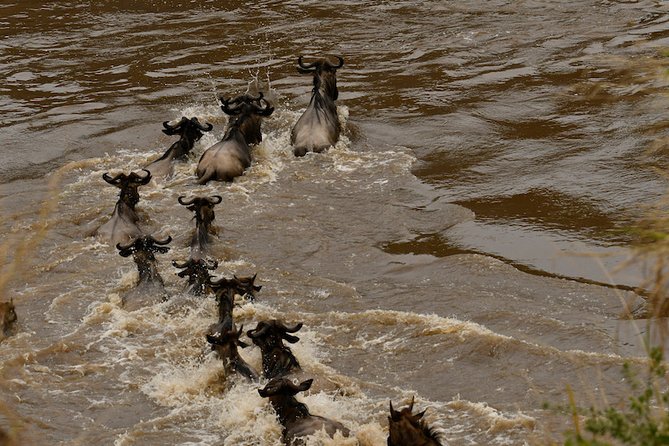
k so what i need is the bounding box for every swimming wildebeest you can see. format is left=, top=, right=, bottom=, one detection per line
left=196, top=93, right=274, bottom=183
left=291, top=56, right=344, bottom=157
left=178, top=195, right=222, bottom=259
left=116, top=234, right=172, bottom=310
left=97, top=169, right=151, bottom=246
left=258, top=377, right=350, bottom=445
left=0, top=298, right=17, bottom=338
left=387, top=397, right=443, bottom=446
left=172, top=258, right=218, bottom=295
left=146, top=117, right=213, bottom=179
left=206, top=324, right=259, bottom=381
left=208, top=274, right=262, bottom=334
left=247, top=319, right=302, bottom=379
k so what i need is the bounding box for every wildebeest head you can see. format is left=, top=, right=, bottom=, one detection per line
left=172, top=258, right=218, bottom=295
left=206, top=324, right=250, bottom=354
left=0, top=298, right=17, bottom=335
left=102, top=169, right=152, bottom=209
left=208, top=274, right=262, bottom=332
left=259, top=377, right=313, bottom=398
left=258, top=377, right=313, bottom=428
left=247, top=319, right=303, bottom=378
left=162, top=116, right=213, bottom=139
left=388, top=397, right=443, bottom=446
left=206, top=325, right=259, bottom=381
left=259, top=377, right=352, bottom=442
left=162, top=117, right=213, bottom=159
left=178, top=195, right=222, bottom=228
left=117, top=235, right=172, bottom=284
left=297, top=55, right=344, bottom=102
left=247, top=319, right=303, bottom=347
left=220, top=92, right=274, bottom=145
left=209, top=274, right=262, bottom=302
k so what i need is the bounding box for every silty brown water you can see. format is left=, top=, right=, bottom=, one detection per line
left=1, top=1, right=669, bottom=444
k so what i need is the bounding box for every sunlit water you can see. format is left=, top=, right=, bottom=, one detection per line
left=1, top=1, right=669, bottom=445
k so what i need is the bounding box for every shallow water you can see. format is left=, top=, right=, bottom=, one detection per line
left=2, top=1, right=669, bottom=445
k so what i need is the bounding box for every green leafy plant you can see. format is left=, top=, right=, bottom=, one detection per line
left=563, top=347, right=669, bottom=445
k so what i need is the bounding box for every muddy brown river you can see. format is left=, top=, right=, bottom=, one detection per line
left=2, top=1, right=669, bottom=445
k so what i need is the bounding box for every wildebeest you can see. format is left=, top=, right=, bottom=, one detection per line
left=172, top=258, right=218, bottom=295
left=247, top=319, right=302, bottom=379
left=206, top=325, right=259, bottom=381
left=291, top=56, right=344, bottom=157
left=146, top=117, right=213, bottom=179
left=196, top=93, right=274, bottom=184
left=178, top=195, right=222, bottom=259
left=388, top=397, right=443, bottom=446
left=208, top=274, right=262, bottom=334
left=116, top=234, right=172, bottom=310
left=258, top=377, right=350, bottom=445
left=0, top=299, right=17, bottom=337
left=96, top=170, right=151, bottom=246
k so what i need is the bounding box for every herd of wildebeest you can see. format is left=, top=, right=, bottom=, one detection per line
left=0, top=56, right=444, bottom=445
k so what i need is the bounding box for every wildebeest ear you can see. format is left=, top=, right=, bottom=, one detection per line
left=298, top=379, right=313, bottom=392
left=282, top=333, right=300, bottom=344
left=389, top=400, right=401, bottom=421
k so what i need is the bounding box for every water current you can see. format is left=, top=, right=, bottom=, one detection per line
left=2, top=1, right=669, bottom=445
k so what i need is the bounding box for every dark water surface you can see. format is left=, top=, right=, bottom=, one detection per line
left=2, top=1, right=669, bottom=445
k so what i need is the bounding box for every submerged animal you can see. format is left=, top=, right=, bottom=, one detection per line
left=116, top=234, right=172, bottom=310
left=146, top=117, right=213, bottom=179
left=96, top=170, right=151, bottom=246
left=172, top=258, right=218, bottom=295
left=291, top=55, right=344, bottom=157
left=178, top=195, right=222, bottom=259
left=387, top=397, right=443, bottom=446
left=208, top=274, right=262, bottom=334
left=247, top=319, right=302, bottom=379
left=258, top=377, right=350, bottom=445
left=196, top=93, right=274, bottom=184
left=0, top=299, right=17, bottom=337
left=206, top=325, right=259, bottom=381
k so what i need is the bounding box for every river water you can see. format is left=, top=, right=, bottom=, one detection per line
left=2, top=1, right=669, bottom=445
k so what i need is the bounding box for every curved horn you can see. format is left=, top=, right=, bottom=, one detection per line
left=137, top=169, right=152, bottom=184
left=253, top=100, right=274, bottom=117
left=192, top=117, right=213, bottom=132
left=247, top=323, right=269, bottom=339
left=178, top=196, right=197, bottom=206
left=206, top=334, right=224, bottom=345
left=281, top=322, right=303, bottom=333
left=172, top=259, right=191, bottom=269
left=297, top=56, right=318, bottom=70
left=162, top=117, right=188, bottom=135
left=116, top=242, right=135, bottom=257
left=325, top=56, right=344, bottom=69
left=221, top=99, right=243, bottom=116
left=207, top=195, right=223, bottom=205
left=408, top=395, right=415, bottom=412
left=102, top=172, right=123, bottom=185
left=152, top=235, right=172, bottom=246
left=209, top=276, right=233, bottom=287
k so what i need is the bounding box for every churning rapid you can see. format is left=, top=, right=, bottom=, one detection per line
left=2, top=1, right=669, bottom=445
